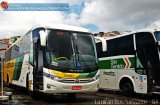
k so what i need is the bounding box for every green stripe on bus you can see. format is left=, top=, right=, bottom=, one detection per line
left=99, top=57, right=135, bottom=69
left=79, top=71, right=98, bottom=78
left=99, top=60, right=111, bottom=69
left=12, top=56, right=24, bottom=80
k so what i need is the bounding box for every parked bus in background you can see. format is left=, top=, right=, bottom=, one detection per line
left=3, top=24, right=99, bottom=97
left=95, top=29, right=160, bottom=95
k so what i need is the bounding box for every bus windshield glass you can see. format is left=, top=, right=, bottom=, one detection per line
left=45, top=30, right=97, bottom=73
left=155, top=31, right=160, bottom=42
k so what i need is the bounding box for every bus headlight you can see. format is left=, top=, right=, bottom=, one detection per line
left=43, top=72, right=63, bottom=81
left=54, top=76, right=63, bottom=81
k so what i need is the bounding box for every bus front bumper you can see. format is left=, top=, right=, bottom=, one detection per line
left=41, top=77, right=99, bottom=94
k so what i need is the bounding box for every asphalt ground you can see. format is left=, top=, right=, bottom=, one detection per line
left=1, top=86, right=160, bottom=105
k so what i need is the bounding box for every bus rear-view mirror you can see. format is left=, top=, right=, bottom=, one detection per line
left=39, top=30, right=47, bottom=47
left=95, top=37, right=107, bottom=52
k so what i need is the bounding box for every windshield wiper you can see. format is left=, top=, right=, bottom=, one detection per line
left=75, top=44, right=93, bottom=71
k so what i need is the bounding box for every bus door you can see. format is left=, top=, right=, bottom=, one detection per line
left=135, top=32, right=160, bottom=91
left=32, top=28, right=45, bottom=91
left=34, top=40, right=44, bottom=90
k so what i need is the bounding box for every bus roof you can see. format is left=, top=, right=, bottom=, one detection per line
left=31, top=24, right=90, bottom=33
left=95, top=28, right=160, bottom=42
left=6, top=24, right=91, bottom=51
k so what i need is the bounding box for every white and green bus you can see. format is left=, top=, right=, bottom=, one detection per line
left=4, top=24, right=99, bottom=96
left=95, top=29, right=160, bottom=95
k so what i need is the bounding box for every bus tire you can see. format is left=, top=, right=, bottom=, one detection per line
left=120, top=78, right=134, bottom=95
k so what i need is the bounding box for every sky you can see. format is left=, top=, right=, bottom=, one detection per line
left=0, top=0, right=160, bottom=38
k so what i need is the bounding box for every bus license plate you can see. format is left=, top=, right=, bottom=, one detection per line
left=72, top=86, right=82, bottom=90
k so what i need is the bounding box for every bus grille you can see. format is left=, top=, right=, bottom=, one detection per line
left=58, top=79, right=94, bottom=83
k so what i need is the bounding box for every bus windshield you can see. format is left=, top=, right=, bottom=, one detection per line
left=155, top=31, right=160, bottom=41
left=45, top=30, right=97, bottom=73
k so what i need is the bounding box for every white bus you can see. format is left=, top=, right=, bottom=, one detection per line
left=95, top=29, right=160, bottom=95
left=3, top=24, right=99, bottom=97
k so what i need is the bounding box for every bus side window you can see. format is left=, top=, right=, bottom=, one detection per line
left=96, top=42, right=102, bottom=58
left=107, top=39, right=116, bottom=56
left=5, top=48, right=12, bottom=62
left=29, top=42, right=34, bottom=66
left=116, top=35, right=134, bottom=55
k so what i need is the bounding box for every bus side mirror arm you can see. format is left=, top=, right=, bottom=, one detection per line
left=39, top=30, right=47, bottom=47
left=157, top=41, right=160, bottom=45
left=102, top=40, right=107, bottom=52
left=95, top=37, right=107, bottom=52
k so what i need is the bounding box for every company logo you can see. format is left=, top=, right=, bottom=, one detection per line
left=111, top=59, right=124, bottom=69
left=64, top=73, right=74, bottom=78
left=75, top=79, right=80, bottom=83
left=123, top=57, right=131, bottom=69
left=110, top=57, right=131, bottom=69
left=1, top=1, right=9, bottom=9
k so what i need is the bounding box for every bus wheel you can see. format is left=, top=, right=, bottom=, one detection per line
left=120, top=81, right=134, bottom=95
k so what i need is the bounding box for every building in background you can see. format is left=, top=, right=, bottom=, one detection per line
left=0, top=38, right=9, bottom=77
left=0, top=36, right=21, bottom=58
left=94, top=31, right=120, bottom=38
left=0, top=38, right=10, bottom=58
